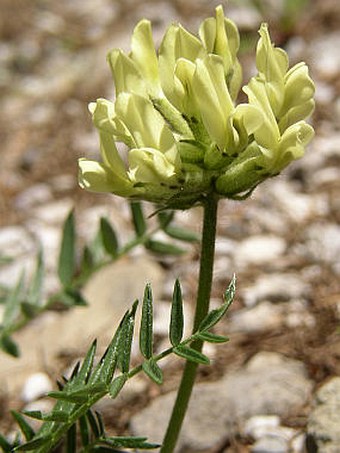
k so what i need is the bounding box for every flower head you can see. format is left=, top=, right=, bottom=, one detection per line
left=79, top=5, right=315, bottom=208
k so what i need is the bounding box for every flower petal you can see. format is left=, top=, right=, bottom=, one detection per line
left=78, top=158, right=134, bottom=195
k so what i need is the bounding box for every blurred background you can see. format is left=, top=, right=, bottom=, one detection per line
left=0, top=0, right=340, bottom=451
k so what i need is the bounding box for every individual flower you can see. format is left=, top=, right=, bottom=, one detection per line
left=79, top=5, right=315, bottom=208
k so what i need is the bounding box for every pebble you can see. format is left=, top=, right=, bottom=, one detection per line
left=229, top=301, right=282, bottom=334
left=244, top=415, right=301, bottom=453
left=244, top=415, right=281, bottom=438
left=234, top=235, right=286, bottom=269
left=14, top=183, right=53, bottom=210
left=0, top=226, right=35, bottom=259
left=304, top=223, right=340, bottom=273
left=21, top=372, right=53, bottom=403
left=307, top=377, right=340, bottom=453
left=250, top=435, right=288, bottom=453
left=241, top=273, right=310, bottom=307
left=31, top=199, right=74, bottom=225
left=307, top=32, right=340, bottom=78
left=270, top=181, right=328, bottom=222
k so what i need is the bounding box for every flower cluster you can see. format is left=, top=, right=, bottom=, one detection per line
left=79, top=5, right=315, bottom=208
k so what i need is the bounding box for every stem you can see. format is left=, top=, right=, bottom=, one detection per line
left=160, top=193, right=219, bottom=453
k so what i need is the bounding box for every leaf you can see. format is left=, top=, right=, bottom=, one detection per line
left=72, top=339, right=97, bottom=387
left=3, top=271, right=25, bottom=327
left=27, top=250, right=44, bottom=306
left=169, top=279, right=184, bottom=347
left=142, top=358, right=163, bottom=385
left=139, top=283, right=153, bottom=359
left=20, top=302, right=39, bottom=318
left=80, top=245, right=95, bottom=278
left=58, top=210, right=76, bottom=287
left=157, top=210, right=174, bottom=228
left=89, top=319, right=123, bottom=386
left=23, top=410, right=69, bottom=422
left=102, top=436, right=160, bottom=449
left=79, top=415, right=90, bottom=447
left=198, top=275, right=236, bottom=332
left=224, top=274, right=236, bottom=307
left=14, top=436, right=51, bottom=451
left=164, top=225, right=199, bottom=242
left=118, top=301, right=138, bottom=373
left=109, top=374, right=127, bottom=399
left=130, top=201, right=146, bottom=237
left=0, top=335, right=20, bottom=357
left=0, top=433, right=13, bottom=452
left=197, top=331, right=229, bottom=343
left=100, top=217, right=119, bottom=257
left=173, top=345, right=210, bottom=365
left=145, top=240, right=185, bottom=255
left=59, top=288, right=87, bottom=307
left=11, top=411, right=35, bottom=441
left=48, top=383, right=106, bottom=403
left=86, top=409, right=101, bottom=438
left=66, top=423, right=77, bottom=453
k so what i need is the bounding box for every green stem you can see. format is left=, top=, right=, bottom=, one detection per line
left=160, top=193, right=219, bottom=453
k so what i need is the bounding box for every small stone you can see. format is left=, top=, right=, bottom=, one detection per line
left=32, top=199, right=74, bottom=225
left=284, top=300, right=316, bottom=329
left=0, top=226, right=35, bottom=259
left=229, top=302, right=282, bottom=334
left=21, top=372, right=53, bottom=403
left=307, top=377, right=340, bottom=453
left=241, top=273, right=310, bottom=307
left=243, top=415, right=281, bottom=439
left=234, top=235, right=286, bottom=269
left=270, top=181, right=328, bottom=222
left=304, top=223, right=340, bottom=274
left=251, top=435, right=288, bottom=453
left=308, top=32, right=340, bottom=78
left=14, top=184, right=53, bottom=210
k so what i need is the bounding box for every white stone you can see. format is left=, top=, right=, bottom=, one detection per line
left=229, top=302, right=282, bottom=334
left=234, top=235, right=286, bottom=268
left=0, top=226, right=35, bottom=259
left=241, top=273, right=310, bottom=307
left=244, top=415, right=281, bottom=439
left=304, top=223, right=340, bottom=273
left=21, top=372, right=53, bottom=403
left=308, top=32, right=340, bottom=78
left=270, top=181, right=328, bottom=222
left=14, top=184, right=53, bottom=210
left=32, top=199, right=73, bottom=225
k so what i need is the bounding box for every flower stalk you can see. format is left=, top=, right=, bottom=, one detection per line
left=161, top=192, right=219, bottom=452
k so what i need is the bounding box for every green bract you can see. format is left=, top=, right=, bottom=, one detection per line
left=78, top=5, right=315, bottom=208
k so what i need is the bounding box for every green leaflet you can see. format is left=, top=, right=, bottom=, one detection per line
left=169, top=279, right=184, bottom=347
left=58, top=210, right=76, bottom=287
left=109, top=374, right=127, bottom=399
left=130, top=201, right=147, bottom=236
left=146, top=239, right=185, bottom=255
left=197, top=331, right=229, bottom=343
left=100, top=217, right=119, bottom=257
left=140, top=283, right=154, bottom=359
left=173, top=345, right=210, bottom=365
left=142, top=358, right=163, bottom=385
left=199, top=275, right=236, bottom=332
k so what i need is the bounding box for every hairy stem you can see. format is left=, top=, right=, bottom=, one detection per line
left=160, top=193, right=219, bottom=453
